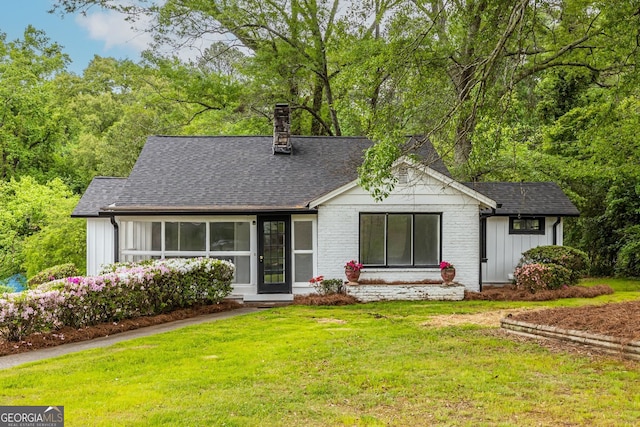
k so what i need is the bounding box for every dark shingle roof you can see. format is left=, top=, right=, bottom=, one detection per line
left=71, top=177, right=127, bottom=217
left=464, top=182, right=579, bottom=216
left=81, top=135, right=450, bottom=215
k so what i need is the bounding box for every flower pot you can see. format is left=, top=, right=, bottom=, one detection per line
left=345, top=267, right=361, bottom=283
left=441, top=267, right=456, bottom=284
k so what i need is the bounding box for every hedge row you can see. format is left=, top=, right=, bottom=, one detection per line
left=0, top=258, right=234, bottom=341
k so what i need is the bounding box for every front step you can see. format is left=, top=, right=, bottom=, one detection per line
left=242, top=294, right=294, bottom=303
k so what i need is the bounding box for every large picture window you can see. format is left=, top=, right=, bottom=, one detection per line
left=360, top=213, right=441, bottom=267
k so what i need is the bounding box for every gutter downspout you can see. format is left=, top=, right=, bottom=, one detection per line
left=110, top=215, right=120, bottom=263
left=552, top=216, right=561, bottom=245
left=479, top=214, right=485, bottom=292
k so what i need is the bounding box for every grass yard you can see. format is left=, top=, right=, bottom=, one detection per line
left=0, top=279, right=639, bottom=426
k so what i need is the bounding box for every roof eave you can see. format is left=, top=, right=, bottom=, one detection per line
left=489, top=212, right=580, bottom=217
left=97, top=205, right=316, bottom=216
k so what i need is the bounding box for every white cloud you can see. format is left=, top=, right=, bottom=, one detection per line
left=74, top=8, right=214, bottom=63
left=75, top=10, right=153, bottom=54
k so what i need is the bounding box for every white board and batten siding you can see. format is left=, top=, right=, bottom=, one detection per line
left=483, top=216, right=563, bottom=284
left=86, top=218, right=115, bottom=276
left=316, top=173, right=485, bottom=292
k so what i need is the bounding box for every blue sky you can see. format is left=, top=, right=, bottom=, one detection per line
left=0, top=1, right=152, bottom=74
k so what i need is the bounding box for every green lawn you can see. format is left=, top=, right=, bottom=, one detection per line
left=1, top=279, right=639, bottom=426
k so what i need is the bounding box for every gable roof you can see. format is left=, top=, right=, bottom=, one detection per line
left=310, top=156, right=497, bottom=210
left=71, top=177, right=127, bottom=217
left=75, top=135, right=451, bottom=216
left=464, top=182, right=579, bottom=216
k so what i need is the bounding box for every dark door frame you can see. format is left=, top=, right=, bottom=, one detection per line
left=257, top=215, right=292, bottom=294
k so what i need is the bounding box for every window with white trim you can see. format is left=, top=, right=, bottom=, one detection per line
left=292, top=218, right=315, bottom=283
left=359, top=213, right=441, bottom=267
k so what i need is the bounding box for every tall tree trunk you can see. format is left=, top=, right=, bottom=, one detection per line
left=310, top=76, right=324, bottom=135
left=454, top=110, right=476, bottom=165
left=448, top=0, right=487, bottom=165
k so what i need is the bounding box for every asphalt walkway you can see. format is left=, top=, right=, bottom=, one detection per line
left=0, top=306, right=260, bottom=370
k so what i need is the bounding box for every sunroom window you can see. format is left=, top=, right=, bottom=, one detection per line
left=165, top=222, right=206, bottom=251
left=360, top=213, right=440, bottom=267
left=209, top=222, right=251, bottom=284
left=120, top=219, right=252, bottom=284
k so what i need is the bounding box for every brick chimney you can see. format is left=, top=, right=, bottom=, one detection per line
left=273, top=103, right=292, bottom=154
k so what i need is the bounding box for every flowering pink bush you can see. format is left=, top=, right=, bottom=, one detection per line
left=518, top=246, right=588, bottom=284
left=0, top=258, right=234, bottom=341
left=513, top=262, right=572, bottom=293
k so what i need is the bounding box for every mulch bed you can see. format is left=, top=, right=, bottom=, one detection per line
left=464, top=284, right=614, bottom=301
left=467, top=284, right=640, bottom=342
left=507, top=300, right=640, bottom=342
left=0, top=301, right=241, bottom=357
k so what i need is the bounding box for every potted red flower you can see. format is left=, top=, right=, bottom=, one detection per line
left=344, top=260, right=363, bottom=283
left=439, top=261, right=456, bottom=284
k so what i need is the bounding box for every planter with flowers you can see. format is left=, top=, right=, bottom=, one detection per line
left=439, top=261, right=456, bottom=284
left=344, top=260, right=363, bottom=283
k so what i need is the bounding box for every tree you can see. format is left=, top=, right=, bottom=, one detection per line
left=0, top=177, right=84, bottom=278
left=52, top=0, right=400, bottom=136
left=0, top=26, right=73, bottom=182
left=358, top=0, right=640, bottom=190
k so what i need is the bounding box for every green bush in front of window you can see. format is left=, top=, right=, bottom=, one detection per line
left=513, top=263, right=573, bottom=293
left=518, top=245, right=589, bottom=284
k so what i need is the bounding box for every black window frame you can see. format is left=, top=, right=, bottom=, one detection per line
left=359, top=212, right=442, bottom=268
left=509, top=216, right=545, bottom=235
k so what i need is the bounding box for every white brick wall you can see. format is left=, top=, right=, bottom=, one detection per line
left=346, top=283, right=465, bottom=302
left=316, top=177, right=483, bottom=292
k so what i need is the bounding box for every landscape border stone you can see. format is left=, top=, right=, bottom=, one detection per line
left=501, top=317, right=640, bottom=361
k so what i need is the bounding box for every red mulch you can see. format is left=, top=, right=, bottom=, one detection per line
left=0, top=301, right=241, bottom=357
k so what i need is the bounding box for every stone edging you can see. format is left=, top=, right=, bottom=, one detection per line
left=500, top=318, right=640, bottom=361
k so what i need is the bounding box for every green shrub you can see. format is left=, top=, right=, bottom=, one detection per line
left=0, top=285, right=13, bottom=294
left=544, top=263, right=574, bottom=289
left=614, top=226, right=640, bottom=278
left=27, top=263, right=79, bottom=288
left=312, top=278, right=346, bottom=295
left=519, top=245, right=589, bottom=284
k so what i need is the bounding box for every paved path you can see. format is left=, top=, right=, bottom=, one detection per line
left=0, top=307, right=260, bottom=370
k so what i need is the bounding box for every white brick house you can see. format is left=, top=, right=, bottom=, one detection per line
left=72, top=106, right=578, bottom=302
